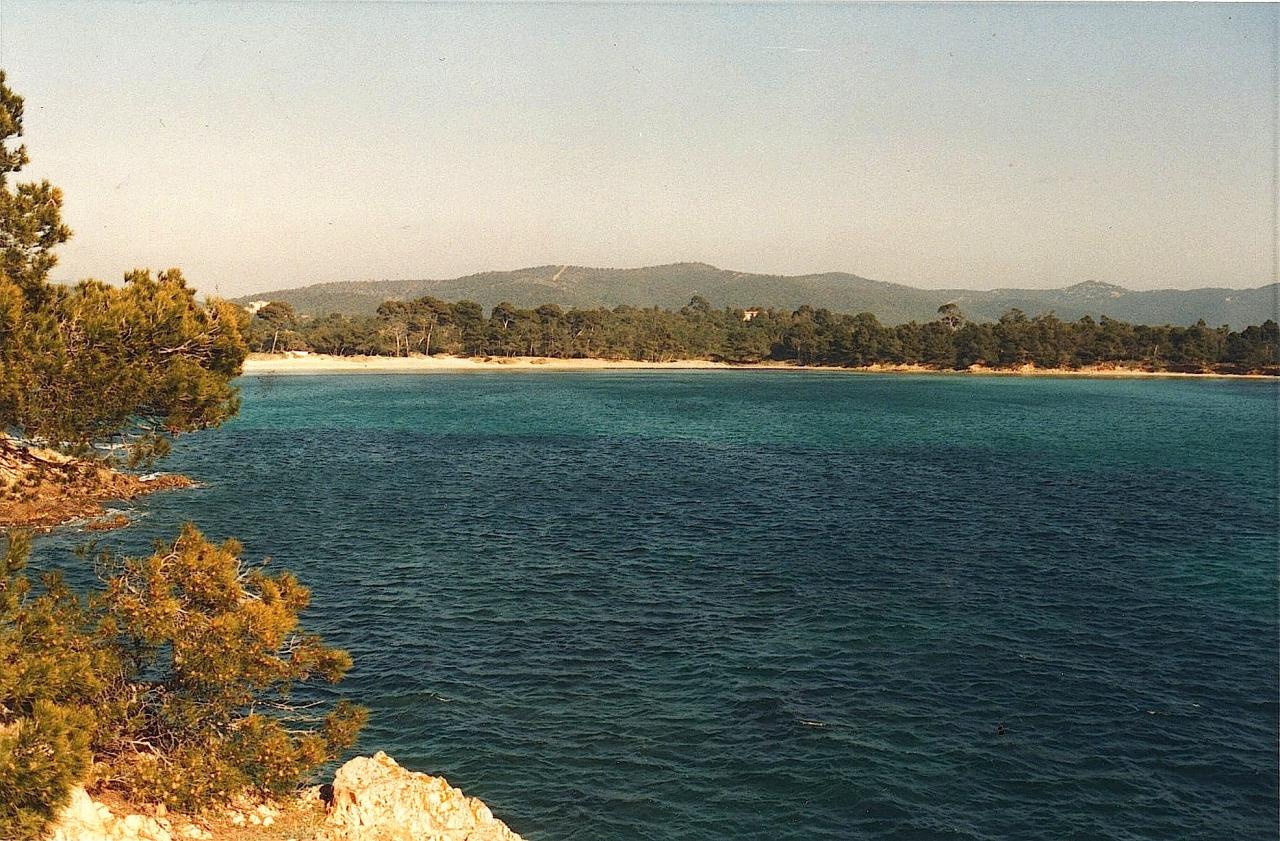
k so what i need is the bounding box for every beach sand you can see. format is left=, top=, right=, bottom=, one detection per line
left=241, top=353, right=1273, bottom=379
left=242, top=353, right=731, bottom=373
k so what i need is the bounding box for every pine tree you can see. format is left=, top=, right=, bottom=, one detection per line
left=0, top=71, right=246, bottom=464
left=93, top=525, right=365, bottom=808
left=0, top=71, right=362, bottom=839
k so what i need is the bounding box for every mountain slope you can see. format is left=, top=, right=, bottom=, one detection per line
left=236, top=263, right=1278, bottom=327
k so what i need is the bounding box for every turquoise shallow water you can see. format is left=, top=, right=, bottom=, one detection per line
left=33, top=372, right=1279, bottom=840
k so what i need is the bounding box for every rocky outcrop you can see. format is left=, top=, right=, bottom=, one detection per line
left=44, top=753, right=522, bottom=841
left=0, top=437, right=191, bottom=531
left=319, top=752, right=523, bottom=841
left=46, top=787, right=201, bottom=841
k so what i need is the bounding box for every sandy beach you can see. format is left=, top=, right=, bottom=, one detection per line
left=241, top=353, right=1274, bottom=379
left=242, top=353, right=732, bottom=373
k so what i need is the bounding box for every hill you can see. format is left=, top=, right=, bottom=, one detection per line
left=235, top=263, right=1279, bottom=327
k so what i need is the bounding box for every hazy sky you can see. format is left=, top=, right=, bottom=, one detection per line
left=3, top=1, right=1276, bottom=296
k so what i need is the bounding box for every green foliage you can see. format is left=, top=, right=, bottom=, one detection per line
left=0, top=72, right=71, bottom=301
left=0, top=700, right=92, bottom=840
left=1, top=271, right=247, bottom=458
left=0, top=526, right=366, bottom=837
left=937, top=302, right=964, bottom=330
left=0, top=72, right=246, bottom=463
left=251, top=301, right=300, bottom=353
left=0, top=532, right=99, bottom=840
left=95, top=524, right=365, bottom=807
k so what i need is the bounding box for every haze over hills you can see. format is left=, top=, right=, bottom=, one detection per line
left=236, top=263, right=1279, bottom=328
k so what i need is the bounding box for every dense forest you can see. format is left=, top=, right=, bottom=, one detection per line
left=249, top=296, right=1280, bottom=373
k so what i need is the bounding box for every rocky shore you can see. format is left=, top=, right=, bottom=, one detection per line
left=47, top=753, right=523, bottom=841
left=0, top=438, right=191, bottom=531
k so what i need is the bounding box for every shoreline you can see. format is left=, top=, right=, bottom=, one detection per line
left=242, top=353, right=1276, bottom=380
left=0, top=438, right=192, bottom=532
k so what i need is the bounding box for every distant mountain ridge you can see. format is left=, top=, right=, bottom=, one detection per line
left=236, top=262, right=1278, bottom=328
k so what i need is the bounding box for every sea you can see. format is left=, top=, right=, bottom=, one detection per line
left=31, top=372, right=1280, bottom=840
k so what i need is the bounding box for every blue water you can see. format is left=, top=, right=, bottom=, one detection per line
left=33, top=373, right=1279, bottom=840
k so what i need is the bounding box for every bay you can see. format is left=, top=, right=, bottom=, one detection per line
left=33, top=372, right=1279, bottom=840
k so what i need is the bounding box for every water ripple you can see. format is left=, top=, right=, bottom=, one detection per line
left=32, top=373, right=1280, bottom=841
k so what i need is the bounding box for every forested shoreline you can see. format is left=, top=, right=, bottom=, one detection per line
left=249, top=296, right=1280, bottom=374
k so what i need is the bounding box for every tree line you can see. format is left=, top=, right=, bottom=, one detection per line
left=250, top=296, right=1280, bottom=373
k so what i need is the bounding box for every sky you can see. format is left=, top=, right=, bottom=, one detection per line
left=2, top=1, right=1276, bottom=297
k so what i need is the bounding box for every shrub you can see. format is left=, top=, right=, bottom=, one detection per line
left=0, top=532, right=99, bottom=839
left=0, top=700, right=92, bottom=840
left=0, top=526, right=366, bottom=838
left=94, top=524, right=367, bottom=808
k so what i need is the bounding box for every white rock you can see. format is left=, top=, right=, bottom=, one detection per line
left=47, top=787, right=173, bottom=841
left=44, top=753, right=522, bottom=841
left=319, top=752, right=524, bottom=841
